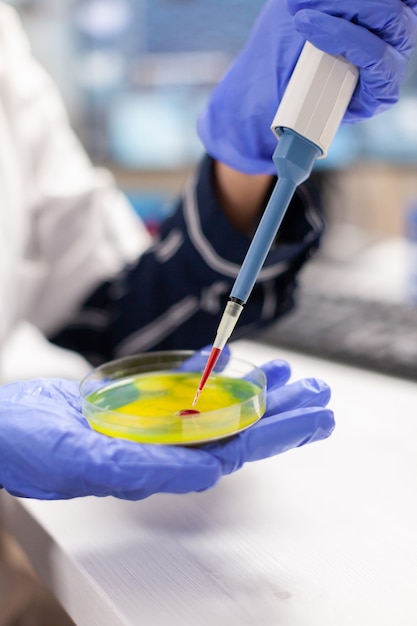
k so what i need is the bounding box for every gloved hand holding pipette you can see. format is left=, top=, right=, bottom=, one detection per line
left=199, top=0, right=417, bottom=175
left=194, top=0, right=417, bottom=399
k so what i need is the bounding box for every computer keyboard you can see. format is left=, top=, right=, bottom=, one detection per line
left=255, top=289, right=417, bottom=381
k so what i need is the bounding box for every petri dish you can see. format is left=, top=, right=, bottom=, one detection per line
left=80, top=350, right=266, bottom=445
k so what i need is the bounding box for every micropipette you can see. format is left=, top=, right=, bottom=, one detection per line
left=192, top=42, right=359, bottom=406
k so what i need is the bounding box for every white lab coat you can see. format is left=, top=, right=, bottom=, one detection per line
left=0, top=5, right=151, bottom=380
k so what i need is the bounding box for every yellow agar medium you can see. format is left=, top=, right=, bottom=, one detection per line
left=84, top=371, right=265, bottom=445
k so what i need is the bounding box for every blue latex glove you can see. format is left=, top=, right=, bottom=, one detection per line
left=198, top=0, right=417, bottom=174
left=0, top=360, right=334, bottom=500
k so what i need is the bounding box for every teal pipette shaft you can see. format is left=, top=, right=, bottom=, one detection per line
left=230, top=130, right=321, bottom=303
left=193, top=42, right=359, bottom=405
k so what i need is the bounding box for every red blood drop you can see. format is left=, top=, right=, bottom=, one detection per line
left=178, top=409, right=200, bottom=416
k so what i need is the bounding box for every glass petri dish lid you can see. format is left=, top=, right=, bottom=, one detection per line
left=80, top=350, right=266, bottom=445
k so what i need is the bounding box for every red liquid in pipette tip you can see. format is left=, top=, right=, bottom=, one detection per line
left=192, top=346, right=222, bottom=406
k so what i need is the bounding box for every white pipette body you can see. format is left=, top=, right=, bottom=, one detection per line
left=271, top=41, right=358, bottom=155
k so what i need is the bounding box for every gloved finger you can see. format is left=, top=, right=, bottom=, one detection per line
left=67, top=434, right=224, bottom=501
left=288, top=0, right=417, bottom=51
left=260, top=359, right=292, bottom=392
left=3, top=415, right=222, bottom=501
left=12, top=377, right=81, bottom=404
left=265, top=377, right=331, bottom=417
left=293, top=10, right=417, bottom=117
left=204, top=406, right=335, bottom=474
left=294, top=7, right=417, bottom=59
left=45, top=378, right=84, bottom=412
left=2, top=378, right=86, bottom=421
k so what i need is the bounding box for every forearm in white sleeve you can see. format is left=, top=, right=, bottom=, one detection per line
left=0, top=4, right=152, bottom=341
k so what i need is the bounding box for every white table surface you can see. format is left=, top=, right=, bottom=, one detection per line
left=2, top=339, right=417, bottom=626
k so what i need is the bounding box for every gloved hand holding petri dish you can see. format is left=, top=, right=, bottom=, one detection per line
left=0, top=349, right=334, bottom=500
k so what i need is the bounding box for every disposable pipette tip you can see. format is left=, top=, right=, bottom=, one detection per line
left=191, top=389, right=201, bottom=407
left=192, top=346, right=222, bottom=406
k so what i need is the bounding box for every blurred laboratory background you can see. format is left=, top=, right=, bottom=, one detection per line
left=7, top=0, right=266, bottom=233
left=7, top=0, right=417, bottom=254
